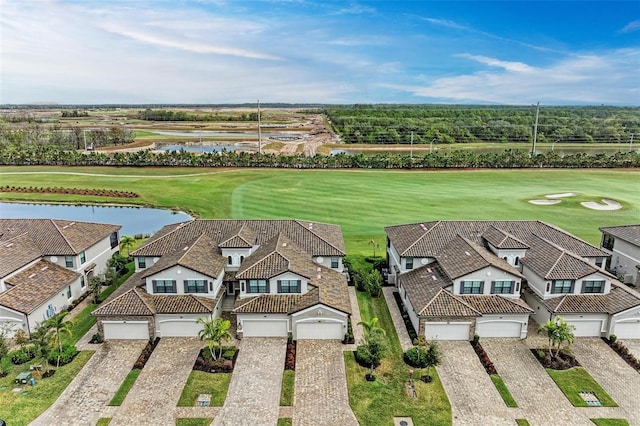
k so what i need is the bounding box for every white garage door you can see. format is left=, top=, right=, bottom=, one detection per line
left=296, top=322, right=343, bottom=340
left=425, top=322, right=470, bottom=341
left=158, top=320, right=202, bottom=337
left=614, top=320, right=640, bottom=339
left=242, top=320, right=288, bottom=337
left=476, top=321, right=523, bottom=338
left=103, top=321, right=149, bottom=340
left=567, top=320, right=603, bottom=337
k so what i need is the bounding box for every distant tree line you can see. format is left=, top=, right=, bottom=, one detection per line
left=61, top=110, right=89, bottom=118
left=0, top=121, right=133, bottom=149
left=137, top=109, right=258, bottom=122
left=0, top=143, right=638, bottom=169
left=325, top=105, right=640, bottom=145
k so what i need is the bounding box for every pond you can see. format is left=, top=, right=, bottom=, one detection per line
left=149, top=130, right=299, bottom=138
left=159, top=144, right=252, bottom=153
left=0, top=202, right=191, bottom=237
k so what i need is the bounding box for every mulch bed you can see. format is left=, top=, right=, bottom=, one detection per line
left=193, top=348, right=238, bottom=373
left=133, top=338, right=160, bottom=369
left=42, top=370, right=56, bottom=379
left=531, top=348, right=580, bottom=370
left=392, top=291, right=418, bottom=342
left=470, top=341, right=497, bottom=375
left=0, top=186, right=138, bottom=198
left=602, top=338, right=640, bottom=372
left=285, top=340, right=296, bottom=370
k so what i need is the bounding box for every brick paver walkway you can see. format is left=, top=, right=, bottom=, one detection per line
left=382, top=287, right=413, bottom=351
left=109, top=338, right=202, bottom=426
left=32, top=340, right=146, bottom=426
left=437, top=341, right=513, bottom=425
left=293, top=340, right=358, bottom=426
left=348, top=287, right=364, bottom=348
left=212, top=337, right=286, bottom=426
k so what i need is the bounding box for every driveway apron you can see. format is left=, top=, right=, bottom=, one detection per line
left=437, top=341, right=513, bottom=426
left=109, top=338, right=202, bottom=426
left=31, top=340, right=147, bottom=426
left=293, top=340, right=358, bottom=426
left=212, top=337, right=286, bottom=426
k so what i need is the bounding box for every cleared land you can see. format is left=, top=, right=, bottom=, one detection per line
left=1, top=166, right=638, bottom=253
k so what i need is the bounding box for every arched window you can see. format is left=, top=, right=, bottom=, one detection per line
left=515, top=256, right=520, bottom=266
left=240, top=256, right=244, bottom=263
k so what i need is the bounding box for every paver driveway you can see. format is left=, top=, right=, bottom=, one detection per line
left=293, top=340, right=358, bottom=426
left=622, top=339, right=640, bottom=361
left=109, top=337, right=202, bottom=426
left=437, top=341, right=513, bottom=426
left=32, top=340, right=147, bottom=426
left=212, top=337, right=286, bottom=426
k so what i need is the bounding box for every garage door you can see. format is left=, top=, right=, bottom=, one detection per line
left=158, top=320, right=202, bottom=337
left=476, top=321, right=523, bottom=338
left=242, top=320, right=288, bottom=337
left=425, top=322, right=470, bottom=341
left=567, top=320, right=603, bottom=337
left=103, top=321, right=149, bottom=340
left=614, top=320, right=640, bottom=339
left=296, top=322, right=343, bottom=340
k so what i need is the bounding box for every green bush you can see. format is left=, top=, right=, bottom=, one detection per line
left=9, top=347, right=33, bottom=365
left=48, top=343, right=78, bottom=366
left=222, top=349, right=236, bottom=360
left=355, top=344, right=382, bottom=369
left=404, top=347, right=428, bottom=368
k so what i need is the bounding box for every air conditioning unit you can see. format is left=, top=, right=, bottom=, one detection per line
left=623, top=274, right=634, bottom=284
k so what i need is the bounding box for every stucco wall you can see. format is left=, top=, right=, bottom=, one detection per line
left=145, top=265, right=222, bottom=297
left=96, top=315, right=156, bottom=338
left=452, top=266, right=522, bottom=298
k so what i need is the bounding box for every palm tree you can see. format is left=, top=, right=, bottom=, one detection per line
left=119, top=235, right=136, bottom=257
left=358, top=317, right=386, bottom=338
left=46, top=312, right=74, bottom=367
left=197, top=317, right=233, bottom=360
left=368, top=239, right=379, bottom=258
left=537, top=316, right=576, bottom=360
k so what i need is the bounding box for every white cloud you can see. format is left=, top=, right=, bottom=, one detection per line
left=456, top=54, right=535, bottom=73
left=620, top=20, right=640, bottom=33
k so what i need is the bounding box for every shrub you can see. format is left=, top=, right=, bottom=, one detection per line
left=222, top=349, right=236, bottom=360
left=609, top=334, right=617, bottom=343
left=472, top=334, right=480, bottom=345
left=355, top=345, right=379, bottom=368
left=404, top=347, right=428, bottom=368
left=9, top=348, right=33, bottom=365
left=89, top=333, right=104, bottom=344
left=47, top=343, right=78, bottom=366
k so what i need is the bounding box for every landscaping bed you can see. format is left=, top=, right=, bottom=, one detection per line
left=531, top=348, right=580, bottom=370
left=133, top=337, right=160, bottom=369
left=193, top=346, right=238, bottom=373
left=470, top=339, right=517, bottom=407
left=0, top=185, right=138, bottom=198
left=392, top=291, right=418, bottom=342
left=285, top=339, right=296, bottom=370
left=602, top=338, right=640, bottom=373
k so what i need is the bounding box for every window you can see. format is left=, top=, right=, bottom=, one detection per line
left=595, top=258, right=603, bottom=268
left=552, top=280, right=573, bottom=294
left=248, top=279, right=268, bottom=293
left=184, top=280, right=207, bottom=293
left=79, top=251, right=86, bottom=264
left=406, top=257, right=414, bottom=270
left=331, top=257, right=339, bottom=268
left=65, top=256, right=74, bottom=268
left=153, top=280, right=176, bottom=293
left=228, top=256, right=233, bottom=265
left=582, top=280, right=605, bottom=294
left=278, top=280, right=301, bottom=293
left=601, top=234, right=615, bottom=250
left=491, top=280, right=514, bottom=294
left=137, top=257, right=146, bottom=269
left=110, top=231, right=119, bottom=249
left=387, top=238, right=390, bottom=248
left=80, top=276, right=86, bottom=288
left=66, top=286, right=72, bottom=299
left=461, top=280, right=484, bottom=294
left=240, top=256, right=244, bottom=263
left=515, top=256, right=520, bottom=266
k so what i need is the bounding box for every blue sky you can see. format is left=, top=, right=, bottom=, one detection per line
left=1, top=0, right=639, bottom=105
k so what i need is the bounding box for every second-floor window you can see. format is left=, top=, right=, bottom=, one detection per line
left=491, top=280, right=514, bottom=294
left=248, top=279, right=268, bottom=293
left=137, top=257, right=146, bottom=269
left=406, top=257, right=414, bottom=270
left=582, top=280, right=605, bottom=294
left=461, top=280, right=483, bottom=294
left=153, top=280, right=176, bottom=293
left=552, top=280, right=573, bottom=294
left=110, top=232, right=119, bottom=249
left=66, top=286, right=72, bottom=299
left=65, top=256, right=74, bottom=268
left=79, top=251, right=86, bottom=264
left=331, top=257, right=339, bottom=268
left=601, top=234, right=615, bottom=250
left=184, top=280, right=207, bottom=293
left=80, top=276, right=86, bottom=288
left=278, top=280, right=301, bottom=293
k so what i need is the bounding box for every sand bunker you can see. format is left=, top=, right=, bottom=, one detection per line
left=581, top=199, right=622, bottom=211
left=546, top=192, right=577, bottom=198
left=529, top=199, right=561, bottom=205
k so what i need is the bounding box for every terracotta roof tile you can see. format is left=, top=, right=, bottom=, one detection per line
left=524, top=283, right=640, bottom=314
left=233, top=294, right=302, bottom=313
left=0, top=233, right=42, bottom=278
left=461, top=295, right=533, bottom=314
left=599, top=224, right=640, bottom=247
left=93, top=287, right=155, bottom=316
left=482, top=225, right=530, bottom=249
left=420, top=290, right=480, bottom=317
left=152, top=293, right=219, bottom=314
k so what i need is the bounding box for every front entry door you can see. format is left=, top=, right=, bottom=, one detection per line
left=227, top=281, right=235, bottom=295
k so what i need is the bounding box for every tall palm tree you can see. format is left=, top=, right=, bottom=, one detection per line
left=119, top=235, right=136, bottom=257
left=358, top=317, right=386, bottom=338
left=46, top=312, right=74, bottom=367
left=197, top=317, right=233, bottom=360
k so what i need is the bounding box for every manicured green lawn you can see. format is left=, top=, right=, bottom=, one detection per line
left=516, top=420, right=531, bottom=426
left=546, top=367, right=617, bottom=407
left=177, top=370, right=231, bottom=407
left=108, top=368, right=141, bottom=406
left=1, top=167, right=638, bottom=253
left=96, top=418, right=111, bottom=426
left=277, top=418, right=293, bottom=426
left=346, top=290, right=451, bottom=425
left=280, top=369, right=295, bottom=406
left=0, top=351, right=93, bottom=426
left=490, top=374, right=518, bottom=407
left=590, top=419, right=630, bottom=426
left=175, top=419, right=213, bottom=426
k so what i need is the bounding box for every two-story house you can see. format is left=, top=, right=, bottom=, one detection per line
left=93, top=219, right=350, bottom=340
left=0, top=219, right=121, bottom=336
left=600, top=224, right=640, bottom=286
left=386, top=220, right=640, bottom=340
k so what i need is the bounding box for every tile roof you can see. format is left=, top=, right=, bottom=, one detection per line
left=599, top=224, right=640, bottom=247
left=525, top=282, right=640, bottom=314
left=482, top=225, right=530, bottom=249
left=236, top=234, right=313, bottom=280
left=520, top=235, right=607, bottom=280
left=219, top=224, right=257, bottom=248
left=0, top=260, right=79, bottom=314
left=152, top=293, right=219, bottom=314
left=132, top=219, right=345, bottom=258
left=0, top=233, right=42, bottom=278
left=92, top=287, right=155, bottom=316
left=420, top=289, right=481, bottom=317
left=461, top=295, right=533, bottom=314
left=0, top=218, right=120, bottom=256
left=141, top=234, right=226, bottom=279
left=234, top=294, right=302, bottom=313
left=385, top=220, right=606, bottom=258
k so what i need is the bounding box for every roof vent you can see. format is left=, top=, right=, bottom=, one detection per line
left=28, top=273, right=36, bottom=278
left=317, top=274, right=322, bottom=279
left=41, top=266, right=48, bottom=271
left=317, top=267, right=321, bottom=272
left=432, top=275, right=437, bottom=281
left=5, top=243, right=13, bottom=247
left=465, top=251, right=471, bottom=256
left=183, top=246, right=189, bottom=251
left=63, top=222, right=76, bottom=229
left=282, top=242, right=287, bottom=247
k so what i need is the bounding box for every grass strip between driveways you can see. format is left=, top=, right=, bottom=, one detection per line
left=345, top=289, right=451, bottom=425
left=277, top=419, right=293, bottom=426
left=175, top=419, right=213, bottom=426
left=108, top=368, right=141, bottom=406
left=490, top=374, right=518, bottom=407
left=96, top=418, right=111, bottom=426
left=177, top=370, right=231, bottom=407
left=0, top=351, right=93, bottom=426
left=515, top=420, right=530, bottom=426
left=590, top=419, right=630, bottom=426
left=280, top=369, right=295, bottom=406
left=546, top=367, right=617, bottom=407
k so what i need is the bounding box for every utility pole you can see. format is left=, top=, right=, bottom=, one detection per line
left=257, top=99, right=262, bottom=154
left=630, top=133, right=635, bottom=152
left=83, top=129, right=87, bottom=151
left=410, top=131, right=414, bottom=161
left=531, top=102, right=540, bottom=155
